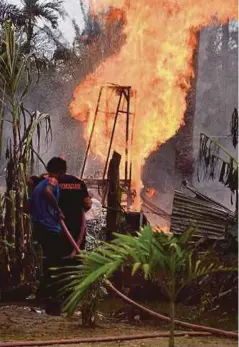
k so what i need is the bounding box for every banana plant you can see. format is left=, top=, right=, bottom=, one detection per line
left=54, top=225, right=237, bottom=347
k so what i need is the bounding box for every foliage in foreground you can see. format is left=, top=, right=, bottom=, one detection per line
left=0, top=21, right=52, bottom=288
left=54, top=225, right=237, bottom=347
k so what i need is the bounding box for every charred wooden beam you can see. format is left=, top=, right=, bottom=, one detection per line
left=106, top=151, right=121, bottom=241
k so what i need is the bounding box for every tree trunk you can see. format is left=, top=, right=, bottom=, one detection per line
left=169, top=299, right=175, bottom=347
left=81, top=283, right=100, bottom=327
left=25, top=19, right=33, bottom=54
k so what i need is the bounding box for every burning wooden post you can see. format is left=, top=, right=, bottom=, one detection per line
left=106, top=151, right=121, bottom=240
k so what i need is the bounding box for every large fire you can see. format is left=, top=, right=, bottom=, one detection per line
left=69, top=0, right=237, bottom=208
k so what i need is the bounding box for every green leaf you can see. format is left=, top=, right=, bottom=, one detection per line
left=142, top=263, right=150, bottom=279
left=131, top=262, right=141, bottom=276
left=178, top=225, right=196, bottom=245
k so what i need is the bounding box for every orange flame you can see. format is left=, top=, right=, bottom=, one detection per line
left=145, top=187, right=156, bottom=198
left=153, top=225, right=172, bottom=235
left=69, top=0, right=237, bottom=208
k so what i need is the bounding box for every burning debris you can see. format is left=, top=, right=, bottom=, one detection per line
left=152, top=225, right=172, bottom=235
left=145, top=187, right=156, bottom=199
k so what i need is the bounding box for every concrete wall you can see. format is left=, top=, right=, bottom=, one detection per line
left=192, top=23, right=238, bottom=210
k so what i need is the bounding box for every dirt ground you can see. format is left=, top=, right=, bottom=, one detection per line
left=0, top=304, right=238, bottom=347
left=49, top=339, right=238, bottom=347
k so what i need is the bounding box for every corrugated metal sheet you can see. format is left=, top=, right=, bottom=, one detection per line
left=171, top=190, right=234, bottom=240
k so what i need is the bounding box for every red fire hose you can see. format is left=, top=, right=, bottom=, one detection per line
left=105, top=280, right=238, bottom=339
left=0, top=332, right=212, bottom=347
left=60, top=219, right=81, bottom=253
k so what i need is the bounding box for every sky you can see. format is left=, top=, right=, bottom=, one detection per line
left=9, top=0, right=87, bottom=43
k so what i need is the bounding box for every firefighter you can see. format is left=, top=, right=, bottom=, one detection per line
left=27, top=158, right=92, bottom=312
left=27, top=165, right=92, bottom=256
left=58, top=172, right=92, bottom=256
left=28, top=157, right=66, bottom=314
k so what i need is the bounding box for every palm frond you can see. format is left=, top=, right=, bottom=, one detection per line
left=21, top=0, right=64, bottom=26
left=63, top=261, right=122, bottom=315
left=176, top=251, right=237, bottom=296
left=58, top=224, right=238, bottom=317
left=0, top=1, right=22, bottom=25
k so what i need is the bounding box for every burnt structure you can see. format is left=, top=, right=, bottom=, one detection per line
left=80, top=83, right=135, bottom=209
left=171, top=181, right=235, bottom=240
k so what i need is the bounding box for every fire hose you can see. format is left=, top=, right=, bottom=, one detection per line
left=1, top=220, right=237, bottom=347
left=0, top=332, right=212, bottom=347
